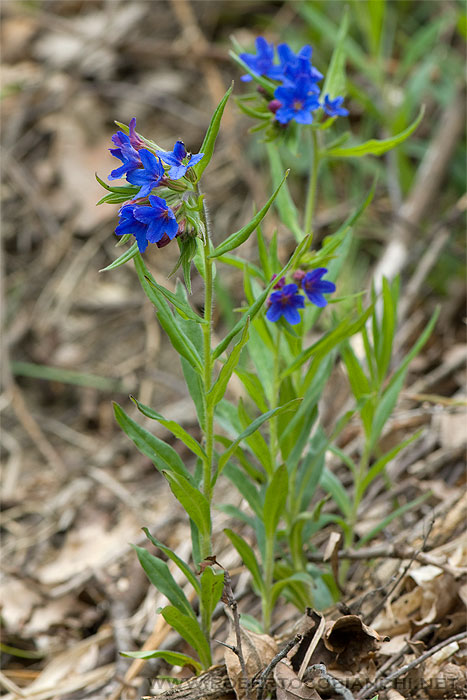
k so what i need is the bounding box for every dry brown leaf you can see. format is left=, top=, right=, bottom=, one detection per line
left=322, top=615, right=383, bottom=671
left=224, top=623, right=277, bottom=700
left=274, top=659, right=321, bottom=700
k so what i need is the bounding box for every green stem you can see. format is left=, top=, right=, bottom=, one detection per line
left=199, top=189, right=214, bottom=559
left=268, top=328, right=281, bottom=478
left=262, top=535, right=275, bottom=633
left=303, top=130, right=320, bottom=235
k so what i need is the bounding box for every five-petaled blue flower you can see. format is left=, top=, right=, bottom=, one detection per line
left=322, top=95, right=349, bottom=117
left=239, top=37, right=283, bottom=82
left=133, top=195, right=179, bottom=245
left=109, top=131, right=141, bottom=181
left=302, top=268, right=336, bottom=307
left=127, top=149, right=165, bottom=198
left=156, top=141, right=204, bottom=180
left=279, top=46, right=323, bottom=87
left=274, top=78, right=321, bottom=125
left=115, top=204, right=151, bottom=253
left=266, top=283, right=305, bottom=325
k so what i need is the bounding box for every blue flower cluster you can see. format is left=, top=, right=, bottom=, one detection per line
left=108, top=118, right=204, bottom=253
left=266, top=268, right=336, bottom=324
left=239, top=37, right=348, bottom=125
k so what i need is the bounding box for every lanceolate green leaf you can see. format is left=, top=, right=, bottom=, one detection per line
left=358, top=430, right=422, bottom=499
left=113, top=403, right=194, bottom=483
left=200, top=567, right=225, bottom=629
left=266, top=143, right=303, bottom=240
left=133, top=546, right=195, bottom=618
left=163, top=471, right=211, bottom=539
left=210, top=173, right=289, bottom=258
left=193, top=84, right=233, bottom=182
left=131, top=396, right=207, bottom=462
left=263, top=464, right=289, bottom=540
left=216, top=399, right=302, bottom=477
left=325, top=107, right=424, bottom=158
left=142, top=528, right=201, bottom=595
left=143, top=274, right=206, bottom=324
left=120, top=649, right=202, bottom=674
left=224, top=528, right=265, bottom=594
left=134, top=254, right=203, bottom=374
left=160, top=606, right=211, bottom=669
left=100, top=241, right=139, bottom=272
left=322, top=7, right=349, bottom=99
left=213, top=235, right=311, bottom=359
left=208, top=319, right=250, bottom=406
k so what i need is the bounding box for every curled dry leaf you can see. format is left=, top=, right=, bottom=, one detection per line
left=274, top=659, right=321, bottom=700
left=224, top=623, right=277, bottom=700
left=322, top=615, right=383, bottom=670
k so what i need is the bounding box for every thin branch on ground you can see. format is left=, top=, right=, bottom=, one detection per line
left=255, top=633, right=302, bottom=700
left=357, top=630, right=467, bottom=700
left=221, top=567, right=251, bottom=700
left=306, top=663, right=356, bottom=700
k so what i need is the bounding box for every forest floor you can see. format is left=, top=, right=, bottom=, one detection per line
left=1, top=2, right=466, bottom=699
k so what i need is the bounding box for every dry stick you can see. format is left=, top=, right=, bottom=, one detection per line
left=359, top=623, right=438, bottom=698
left=364, top=520, right=434, bottom=624
left=298, top=613, right=326, bottom=680
left=222, top=569, right=251, bottom=700
left=255, top=634, right=303, bottom=700
left=358, top=630, right=467, bottom=700
left=307, top=664, right=356, bottom=700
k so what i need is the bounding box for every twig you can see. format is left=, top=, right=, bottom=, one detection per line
left=255, top=634, right=302, bottom=700
left=357, top=631, right=467, bottom=699
left=364, top=519, right=434, bottom=623
left=222, top=568, right=251, bottom=700
left=307, top=663, right=356, bottom=700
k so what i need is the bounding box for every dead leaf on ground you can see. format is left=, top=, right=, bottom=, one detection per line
left=274, top=659, right=320, bottom=700
left=224, top=623, right=277, bottom=700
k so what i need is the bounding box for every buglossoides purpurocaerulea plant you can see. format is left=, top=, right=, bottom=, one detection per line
left=95, top=18, right=436, bottom=673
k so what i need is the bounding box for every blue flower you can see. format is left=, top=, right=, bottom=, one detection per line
left=274, top=78, right=321, bottom=125
left=128, top=117, right=145, bottom=149
left=115, top=204, right=151, bottom=253
left=302, top=268, right=336, bottom=307
left=278, top=45, right=323, bottom=86
left=155, top=141, right=204, bottom=180
left=322, top=94, right=349, bottom=117
left=239, top=37, right=283, bottom=82
left=133, top=195, right=179, bottom=244
left=126, top=149, right=165, bottom=198
left=109, top=131, right=141, bottom=180
left=266, top=283, right=305, bottom=324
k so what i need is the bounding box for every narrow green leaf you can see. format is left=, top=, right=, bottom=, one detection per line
left=163, top=471, right=211, bottom=538
left=358, top=430, right=422, bottom=499
left=213, top=234, right=311, bottom=359
left=100, top=241, right=139, bottom=272
left=134, top=254, right=203, bottom=374
left=237, top=398, right=272, bottom=475
left=263, top=464, right=289, bottom=540
left=131, top=397, right=206, bottom=462
left=224, top=528, right=264, bottom=594
left=320, top=467, right=352, bottom=518
left=208, top=319, right=250, bottom=406
left=142, top=528, right=201, bottom=595
left=223, top=462, right=263, bottom=516
left=113, top=403, right=193, bottom=483
left=370, top=307, right=439, bottom=448
left=210, top=173, right=289, bottom=258
left=200, top=567, right=225, bottom=627
left=326, top=107, right=424, bottom=158
left=161, top=606, right=211, bottom=669
left=270, top=573, right=313, bottom=609
left=235, top=370, right=269, bottom=414
left=143, top=275, right=206, bottom=324
left=216, top=399, right=302, bottom=476
left=133, top=546, right=194, bottom=618
left=120, top=649, right=202, bottom=673
left=322, top=7, right=349, bottom=99
left=193, top=84, right=233, bottom=182
left=266, top=143, right=303, bottom=240
left=229, top=50, right=276, bottom=95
